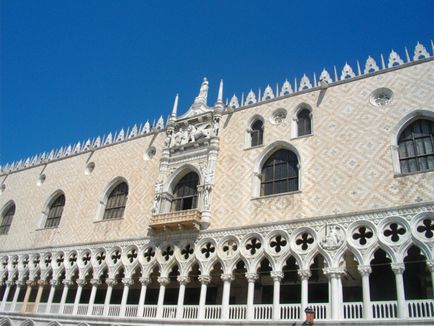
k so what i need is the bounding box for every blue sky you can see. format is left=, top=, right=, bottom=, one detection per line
left=1, top=0, right=433, bottom=165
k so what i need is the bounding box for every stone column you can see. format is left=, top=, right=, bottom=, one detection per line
left=45, top=279, right=60, bottom=313
left=427, top=261, right=434, bottom=299
left=72, top=279, right=86, bottom=315
left=197, top=275, right=211, bottom=319
left=324, top=268, right=345, bottom=321
left=33, top=279, right=47, bottom=313
left=11, top=280, right=25, bottom=312
left=246, top=273, right=258, bottom=320
left=357, top=265, right=372, bottom=320
left=391, top=263, right=408, bottom=319
left=0, top=280, right=13, bottom=311
left=220, top=273, right=234, bottom=320
left=298, top=269, right=311, bottom=315
left=21, top=280, right=34, bottom=313
left=156, top=276, right=170, bottom=318
left=137, top=277, right=150, bottom=317
left=103, top=278, right=117, bottom=317
left=120, top=278, right=134, bottom=317
left=87, top=278, right=101, bottom=316
left=59, top=280, right=73, bottom=314
left=175, top=275, right=190, bottom=319
left=271, top=271, right=283, bottom=320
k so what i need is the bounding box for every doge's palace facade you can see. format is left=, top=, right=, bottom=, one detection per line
left=0, top=42, right=434, bottom=326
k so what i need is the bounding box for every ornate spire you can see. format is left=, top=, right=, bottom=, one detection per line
left=195, top=77, right=209, bottom=106
left=180, top=77, right=212, bottom=118
left=217, top=79, right=223, bottom=103
left=171, top=94, right=179, bottom=117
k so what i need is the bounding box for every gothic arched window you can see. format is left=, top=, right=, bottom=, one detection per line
left=261, top=149, right=299, bottom=196
left=171, top=172, right=199, bottom=211
left=0, top=203, right=15, bottom=235
left=45, top=194, right=65, bottom=228
left=297, top=109, right=312, bottom=137
left=103, top=182, right=129, bottom=220
left=398, top=119, right=434, bottom=173
left=251, top=120, right=264, bottom=147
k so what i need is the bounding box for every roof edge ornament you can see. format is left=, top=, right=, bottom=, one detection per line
left=179, top=78, right=211, bottom=119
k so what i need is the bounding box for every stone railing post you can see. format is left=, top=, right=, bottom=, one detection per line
left=324, top=267, right=345, bottom=321
left=137, top=277, right=150, bottom=317
left=156, top=276, right=170, bottom=318
left=176, top=275, right=190, bottom=319
left=0, top=280, right=14, bottom=311
left=59, top=280, right=73, bottom=314
left=11, top=280, right=25, bottom=312
left=120, top=278, right=134, bottom=317
left=45, top=279, right=60, bottom=313
left=220, top=273, right=234, bottom=320
left=87, top=278, right=101, bottom=316
left=103, top=278, right=117, bottom=317
left=72, top=279, right=86, bottom=315
left=271, top=271, right=283, bottom=320
left=298, top=269, right=311, bottom=315
left=21, top=280, right=35, bottom=313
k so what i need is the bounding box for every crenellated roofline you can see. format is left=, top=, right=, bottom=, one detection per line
left=1, top=41, right=433, bottom=176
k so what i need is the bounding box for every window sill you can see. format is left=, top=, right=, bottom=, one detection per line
left=394, top=169, right=434, bottom=178
left=94, top=217, right=124, bottom=223
left=290, top=133, right=313, bottom=140
left=244, top=144, right=265, bottom=151
left=251, top=190, right=301, bottom=200
left=35, top=226, right=59, bottom=231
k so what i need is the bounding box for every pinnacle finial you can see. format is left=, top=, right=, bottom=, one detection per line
left=217, top=79, right=223, bottom=103
left=171, top=93, right=179, bottom=117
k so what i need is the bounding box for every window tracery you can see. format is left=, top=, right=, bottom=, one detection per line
left=45, top=194, right=65, bottom=228
left=171, top=172, right=199, bottom=211
left=250, top=120, right=264, bottom=147
left=0, top=203, right=15, bottom=235
left=103, top=182, right=128, bottom=220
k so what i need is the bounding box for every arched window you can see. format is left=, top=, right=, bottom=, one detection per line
left=171, top=172, right=199, bottom=211
left=297, top=109, right=311, bottom=136
left=45, top=194, right=65, bottom=228
left=0, top=204, right=15, bottom=235
left=261, top=149, right=298, bottom=196
left=251, top=120, right=264, bottom=147
left=103, top=182, right=128, bottom=220
left=398, top=119, right=434, bottom=173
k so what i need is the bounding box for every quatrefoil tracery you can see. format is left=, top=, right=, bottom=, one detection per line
left=127, top=249, right=138, bottom=263
left=417, top=219, right=434, bottom=239
left=384, top=223, right=406, bottom=243
left=222, top=240, right=238, bottom=257
left=352, top=226, right=373, bottom=246
left=144, top=247, right=155, bottom=262
left=162, top=246, right=174, bottom=261
left=111, top=250, right=121, bottom=264
left=270, top=235, right=287, bottom=253
left=82, top=252, right=91, bottom=265
left=181, top=244, right=194, bottom=260
left=295, top=233, right=314, bottom=251
left=246, top=238, right=262, bottom=255
left=201, top=242, right=215, bottom=259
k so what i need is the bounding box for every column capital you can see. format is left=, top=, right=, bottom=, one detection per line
left=37, top=279, right=48, bottom=287
left=270, top=271, right=284, bottom=282
left=62, top=279, right=74, bottom=288
left=427, top=260, right=434, bottom=272
left=157, top=276, right=170, bottom=286
left=76, top=279, right=87, bottom=287
left=297, top=269, right=311, bottom=280
left=16, top=280, right=26, bottom=287
left=323, top=267, right=346, bottom=279
left=90, top=278, right=102, bottom=287
left=105, top=278, right=118, bottom=287
left=391, top=263, right=405, bottom=275
left=139, top=277, right=151, bottom=286
left=177, top=275, right=190, bottom=285
left=245, top=273, right=259, bottom=283
left=122, top=278, right=134, bottom=287
left=357, top=265, right=372, bottom=276
left=5, top=280, right=15, bottom=287
left=26, top=280, right=36, bottom=287
left=198, top=275, right=211, bottom=285
left=50, top=279, right=61, bottom=287
left=221, top=273, right=235, bottom=282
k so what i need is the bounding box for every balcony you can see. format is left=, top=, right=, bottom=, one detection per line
left=149, top=209, right=202, bottom=231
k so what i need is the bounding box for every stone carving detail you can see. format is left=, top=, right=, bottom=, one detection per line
left=341, top=63, right=356, bottom=80
left=319, top=224, right=344, bottom=250
left=388, top=50, right=404, bottom=67
left=271, top=109, right=287, bottom=125
left=364, top=56, right=379, bottom=74
left=319, top=69, right=333, bottom=84
left=280, top=79, right=293, bottom=96
left=262, top=85, right=274, bottom=101
left=383, top=223, right=406, bottom=243
left=352, top=226, right=374, bottom=246
left=416, top=218, right=434, bottom=239
left=295, top=232, right=314, bottom=251
left=299, top=74, right=312, bottom=91
left=245, top=237, right=262, bottom=256
left=229, top=95, right=239, bottom=109
left=414, top=42, right=430, bottom=60
left=245, top=90, right=257, bottom=105
left=370, top=88, right=393, bottom=107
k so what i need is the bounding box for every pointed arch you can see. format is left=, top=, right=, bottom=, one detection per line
left=292, top=103, right=313, bottom=138
left=390, top=109, right=434, bottom=174
left=253, top=141, right=302, bottom=197
left=39, top=190, right=65, bottom=229
left=96, top=177, right=129, bottom=221
left=0, top=200, right=15, bottom=235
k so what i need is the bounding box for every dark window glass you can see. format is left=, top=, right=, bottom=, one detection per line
left=103, top=182, right=129, bottom=220
left=261, top=149, right=299, bottom=196
left=0, top=204, right=15, bottom=235
left=398, top=120, right=434, bottom=174
left=45, top=194, right=65, bottom=228
left=251, top=120, right=264, bottom=147
left=171, top=172, right=199, bottom=211
left=297, top=109, right=311, bottom=136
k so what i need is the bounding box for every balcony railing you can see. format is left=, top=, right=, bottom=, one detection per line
left=1, top=299, right=434, bottom=321
left=149, top=209, right=202, bottom=231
